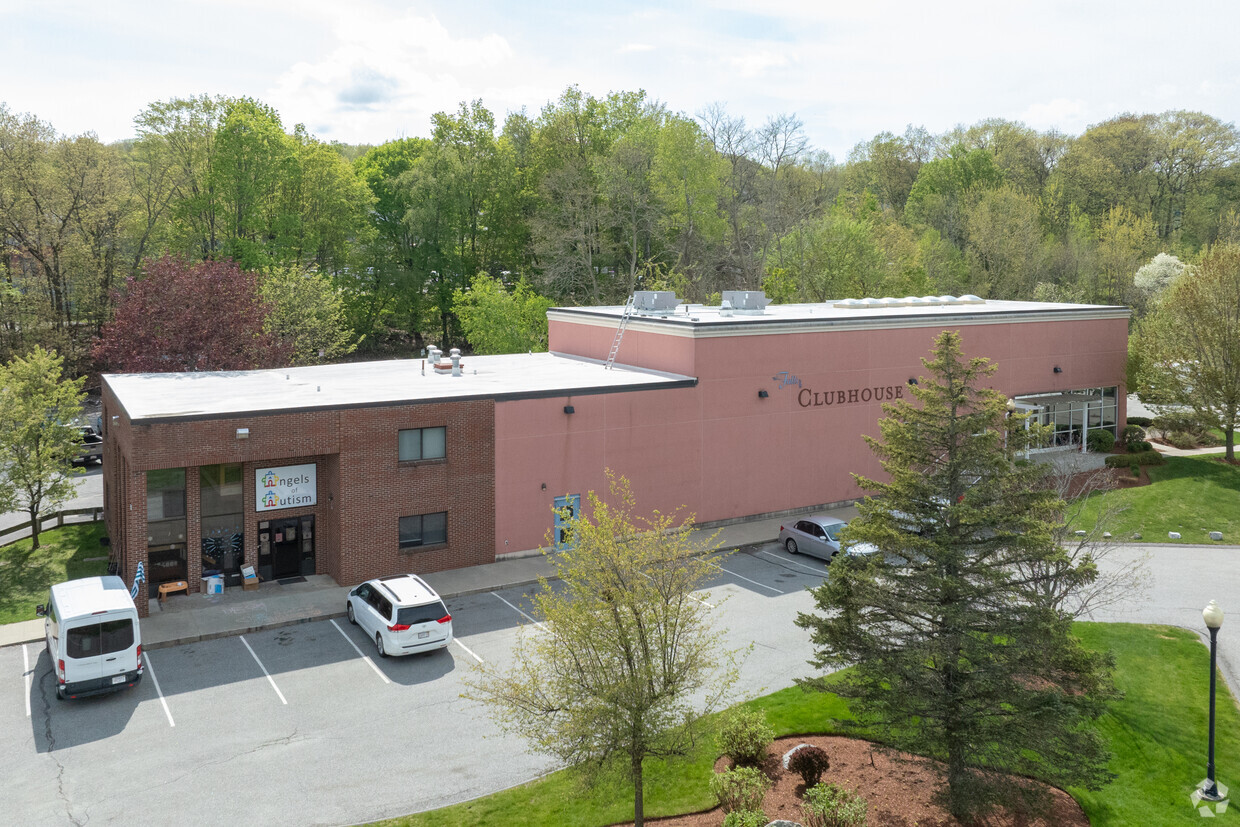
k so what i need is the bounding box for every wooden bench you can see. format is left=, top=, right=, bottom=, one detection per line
left=157, top=580, right=190, bottom=603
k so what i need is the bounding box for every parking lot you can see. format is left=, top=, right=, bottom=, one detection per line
left=1, top=543, right=835, bottom=826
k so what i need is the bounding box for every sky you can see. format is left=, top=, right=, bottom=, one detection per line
left=3, top=0, right=1239, bottom=159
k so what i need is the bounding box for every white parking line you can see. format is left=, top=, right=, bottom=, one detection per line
left=330, top=619, right=391, bottom=684
left=143, top=652, right=175, bottom=728
left=711, top=562, right=785, bottom=594
left=240, top=636, right=288, bottom=705
left=453, top=638, right=484, bottom=664
left=491, top=592, right=548, bottom=632
left=22, top=644, right=31, bottom=717
left=757, top=549, right=828, bottom=576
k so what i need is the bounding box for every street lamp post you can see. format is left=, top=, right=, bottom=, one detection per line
left=1202, top=600, right=1225, bottom=801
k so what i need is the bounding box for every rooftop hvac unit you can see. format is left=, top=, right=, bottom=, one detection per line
left=721, top=290, right=771, bottom=315
left=632, top=291, right=679, bottom=316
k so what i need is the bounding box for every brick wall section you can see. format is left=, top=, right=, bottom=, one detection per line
left=334, top=400, right=495, bottom=587
left=102, top=381, right=496, bottom=617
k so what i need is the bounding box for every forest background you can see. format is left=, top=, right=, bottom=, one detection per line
left=1, top=87, right=1235, bottom=379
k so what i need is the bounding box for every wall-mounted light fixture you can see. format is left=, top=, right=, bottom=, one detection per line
left=757, top=390, right=769, bottom=398
left=235, top=428, right=250, bottom=440
left=908, top=377, right=919, bottom=386
left=541, top=483, right=547, bottom=491
left=563, top=405, right=575, bottom=414
left=1053, top=366, right=1063, bottom=374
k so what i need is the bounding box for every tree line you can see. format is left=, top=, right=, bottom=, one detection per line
left=2, top=89, right=1238, bottom=376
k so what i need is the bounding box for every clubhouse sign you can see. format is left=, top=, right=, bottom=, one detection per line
left=256, top=463, right=317, bottom=512
left=773, top=372, right=906, bottom=408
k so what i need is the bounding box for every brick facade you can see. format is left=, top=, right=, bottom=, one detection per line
left=103, top=385, right=495, bottom=617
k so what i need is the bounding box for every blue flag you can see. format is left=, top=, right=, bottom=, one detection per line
left=130, top=561, right=146, bottom=600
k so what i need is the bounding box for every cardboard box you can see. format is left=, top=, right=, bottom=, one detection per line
left=204, top=575, right=224, bottom=595
left=241, top=565, right=260, bottom=591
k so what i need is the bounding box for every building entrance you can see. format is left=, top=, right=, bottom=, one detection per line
left=258, top=515, right=315, bottom=580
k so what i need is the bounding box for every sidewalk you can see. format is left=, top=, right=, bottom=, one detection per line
left=0, top=507, right=854, bottom=651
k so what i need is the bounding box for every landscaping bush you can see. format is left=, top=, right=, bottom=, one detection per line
left=1122, top=424, right=1146, bottom=449
left=787, top=744, right=831, bottom=788
left=1166, top=430, right=1203, bottom=449
left=1126, top=415, right=1153, bottom=427
left=1105, top=450, right=1165, bottom=468
left=722, top=809, right=768, bottom=827
left=1127, top=440, right=1153, bottom=453
left=717, top=708, right=775, bottom=767
left=1131, top=464, right=1141, bottom=478
left=710, top=767, right=771, bottom=814
left=1086, top=428, right=1116, bottom=453
left=801, top=782, right=868, bottom=827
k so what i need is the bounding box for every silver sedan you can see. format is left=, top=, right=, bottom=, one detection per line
left=778, top=515, right=880, bottom=562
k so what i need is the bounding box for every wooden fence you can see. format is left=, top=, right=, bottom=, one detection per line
left=0, top=507, right=105, bottom=547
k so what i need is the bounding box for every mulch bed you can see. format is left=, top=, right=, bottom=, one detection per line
left=618, top=735, right=1088, bottom=827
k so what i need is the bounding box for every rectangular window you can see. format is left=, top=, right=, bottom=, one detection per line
left=66, top=624, right=101, bottom=659
left=399, top=512, right=448, bottom=549
left=398, top=427, right=446, bottom=461
left=100, top=619, right=135, bottom=655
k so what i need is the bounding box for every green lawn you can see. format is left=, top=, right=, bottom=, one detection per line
left=1072, top=623, right=1240, bottom=824
left=0, top=523, right=110, bottom=624
left=1072, top=454, right=1240, bottom=543
left=382, top=623, right=1240, bottom=826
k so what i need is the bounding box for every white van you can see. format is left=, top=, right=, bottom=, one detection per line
left=37, top=575, right=143, bottom=700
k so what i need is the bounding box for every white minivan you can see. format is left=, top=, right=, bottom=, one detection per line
left=37, top=575, right=143, bottom=700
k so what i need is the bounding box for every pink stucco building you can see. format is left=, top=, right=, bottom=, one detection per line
left=103, top=293, right=1129, bottom=607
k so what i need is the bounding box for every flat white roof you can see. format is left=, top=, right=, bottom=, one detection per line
left=52, top=575, right=136, bottom=618
left=549, top=298, right=1129, bottom=337
left=105, top=352, right=696, bottom=423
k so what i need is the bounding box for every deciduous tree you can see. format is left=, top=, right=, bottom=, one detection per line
left=260, top=265, right=357, bottom=364
left=93, top=255, right=290, bottom=372
left=465, top=473, right=738, bottom=827
left=451, top=273, right=552, bottom=354
left=1129, top=243, right=1240, bottom=460
left=0, top=347, right=85, bottom=550
left=796, top=331, right=1116, bottom=820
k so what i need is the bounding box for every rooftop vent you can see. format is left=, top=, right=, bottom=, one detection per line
left=721, top=290, right=771, bottom=315
left=632, top=291, right=679, bottom=316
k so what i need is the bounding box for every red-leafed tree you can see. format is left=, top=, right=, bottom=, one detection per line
left=93, top=256, right=292, bottom=372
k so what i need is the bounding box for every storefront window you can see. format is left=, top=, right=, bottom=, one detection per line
left=146, top=469, right=187, bottom=592
left=201, top=464, right=244, bottom=581
left=1016, top=387, right=1118, bottom=449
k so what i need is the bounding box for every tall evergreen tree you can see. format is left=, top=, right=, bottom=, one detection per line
left=796, top=330, right=1116, bottom=820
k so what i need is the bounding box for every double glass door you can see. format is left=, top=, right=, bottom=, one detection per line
left=259, top=515, right=315, bottom=580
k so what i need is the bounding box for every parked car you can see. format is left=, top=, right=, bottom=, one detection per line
left=37, top=575, right=143, bottom=700
left=346, top=573, right=452, bottom=657
left=778, top=516, right=879, bottom=562
left=73, top=426, right=103, bottom=466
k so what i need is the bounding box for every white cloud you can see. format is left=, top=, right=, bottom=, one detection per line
left=268, top=5, right=516, bottom=138
left=727, top=49, right=792, bottom=78
left=618, top=43, right=655, bottom=54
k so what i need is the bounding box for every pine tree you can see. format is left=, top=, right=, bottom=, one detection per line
left=796, top=330, right=1116, bottom=820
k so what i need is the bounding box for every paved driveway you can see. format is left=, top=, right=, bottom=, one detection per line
left=1, top=545, right=834, bottom=826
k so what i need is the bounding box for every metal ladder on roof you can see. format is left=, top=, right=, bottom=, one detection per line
left=604, top=295, right=636, bottom=370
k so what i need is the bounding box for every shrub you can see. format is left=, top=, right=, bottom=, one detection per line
left=1127, top=440, right=1153, bottom=453
left=1086, top=428, right=1116, bottom=453
left=1131, top=464, right=1141, bottom=478
left=718, top=707, right=775, bottom=767
left=1126, top=415, right=1153, bottom=427
left=1153, top=412, right=1205, bottom=435
left=1166, top=430, right=1201, bottom=449
left=722, top=809, right=768, bottom=827
left=710, top=767, right=771, bottom=814
left=787, top=744, right=832, bottom=788
left=1122, top=423, right=1146, bottom=449
left=801, top=782, right=869, bottom=827
left=1105, top=451, right=1165, bottom=468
